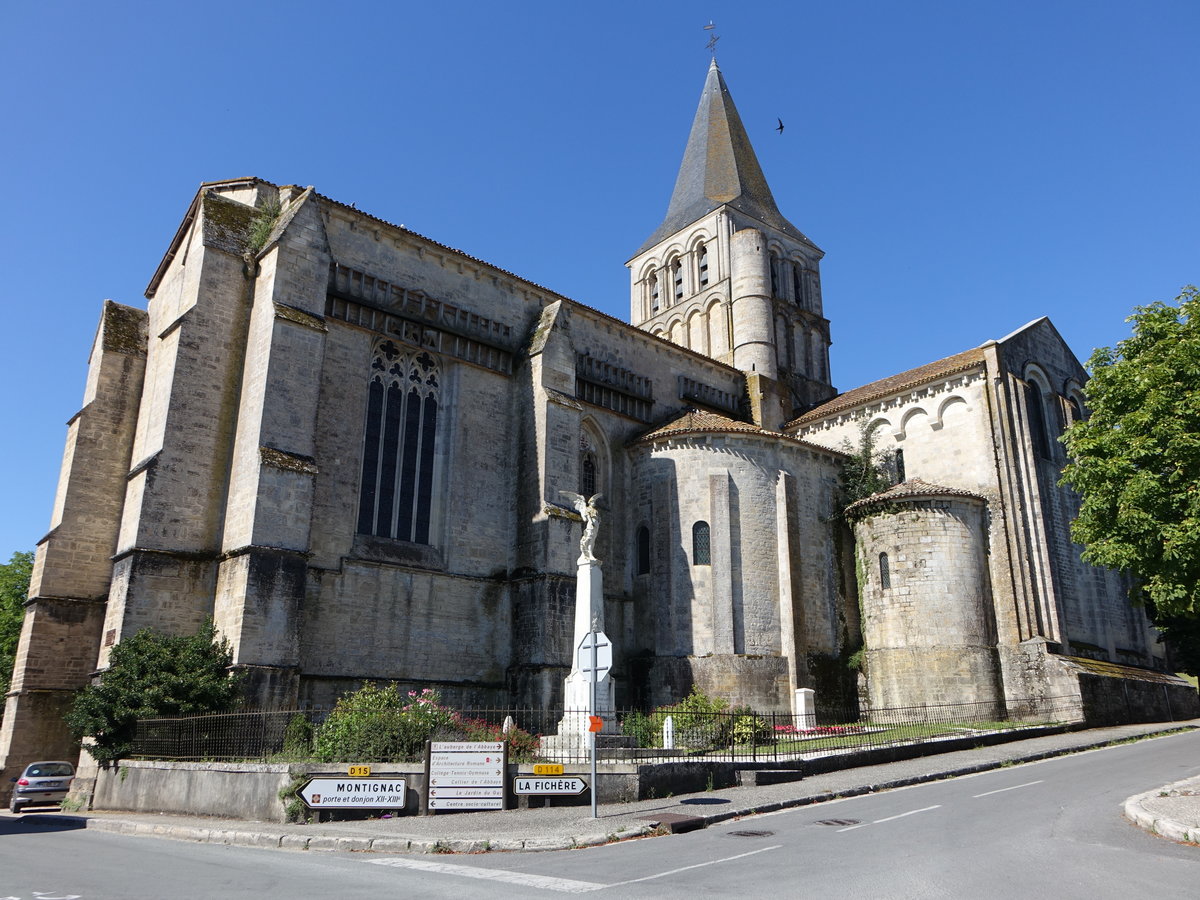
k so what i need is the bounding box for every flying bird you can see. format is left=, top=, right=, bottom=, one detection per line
left=776, top=118, right=785, bottom=135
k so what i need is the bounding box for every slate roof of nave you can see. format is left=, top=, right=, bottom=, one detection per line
left=844, top=478, right=985, bottom=516
left=630, top=408, right=842, bottom=457
left=786, top=346, right=987, bottom=429
left=634, top=59, right=815, bottom=257
left=147, top=178, right=744, bottom=381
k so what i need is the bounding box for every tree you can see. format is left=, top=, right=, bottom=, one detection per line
left=839, top=421, right=897, bottom=511
left=1061, top=286, right=1200, bottom=670
left=0, top=551, right=33, bottom=725
left=65, top=622, right=240, bottom=763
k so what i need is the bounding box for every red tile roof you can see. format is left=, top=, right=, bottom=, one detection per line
left=844, top=478, right=985, bottom=516
left=788, top=347, right=986, bottom=428
left=630, top=408, right=843, bottom=456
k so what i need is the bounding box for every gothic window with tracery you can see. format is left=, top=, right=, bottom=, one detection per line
left=357, top=339, right=440, bottom=544
left=579, top=429, right=604, bottom=497
left=692, top=521, right=711, bottom=565
left=581, top=454, right=597, bottom=496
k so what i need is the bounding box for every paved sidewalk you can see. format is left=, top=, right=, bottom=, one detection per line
left=12, top=720, right=1199, bottom=854
left=1123, top=773, right=1200, bottom=845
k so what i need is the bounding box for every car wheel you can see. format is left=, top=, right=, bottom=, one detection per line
left=9, top=798, right=24, bottom=814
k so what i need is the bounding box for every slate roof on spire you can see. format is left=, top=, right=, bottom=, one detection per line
left=635, top=59, right=814, bottom=256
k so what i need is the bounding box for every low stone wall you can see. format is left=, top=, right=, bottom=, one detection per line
left=92, top=761, right=427, bottom=823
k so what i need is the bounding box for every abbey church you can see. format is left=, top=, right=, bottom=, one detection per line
left=3, top=60, right=1195, bottom=774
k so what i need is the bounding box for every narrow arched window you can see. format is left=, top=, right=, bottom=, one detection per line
left=692, top=521, right=711, bottom=565
left=698, top=243, right=709, bottom=287
left=1067, top=396, right=1084, bottom=424
left=792, top=263, right=804, bottom=306
left=636, top=526, right=651, bottom=575
left=358, top=341, right=440, bottom=544
left=1023, top=381, right=1051, bottom=459
left=879, top=552, right=891, bottom=590
left=649, top=273, right=660, bottom=314
left=672, top=259, right=683, bottom=301
left=769, top=253, right=780, bottom=296
left=581, top=454, right=597, bottom=496
left=894, top=449, right=906, bottom=483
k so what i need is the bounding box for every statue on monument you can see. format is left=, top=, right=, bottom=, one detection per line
left=559, top=491, right=603, bottom=563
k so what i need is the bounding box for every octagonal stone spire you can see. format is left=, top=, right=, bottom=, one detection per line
left=636, top=59, right=811, bottom=255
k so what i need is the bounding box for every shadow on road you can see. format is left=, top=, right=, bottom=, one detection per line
left=0, top=810, right=87, bottom=835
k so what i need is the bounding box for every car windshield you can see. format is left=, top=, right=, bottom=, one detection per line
left=27, top=764, right=73, bottom=777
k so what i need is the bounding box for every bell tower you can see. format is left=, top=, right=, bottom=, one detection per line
left=627, top=59, right=835, bottom=427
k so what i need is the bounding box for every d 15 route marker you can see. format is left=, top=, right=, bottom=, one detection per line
left=301, top=777, right=408, bottom=808
left=513, top=776, right=588, bottom=795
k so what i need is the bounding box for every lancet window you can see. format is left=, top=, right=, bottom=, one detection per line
left=697, top=243, right=709, bottom=287
left=357, top=339, right=441, bottom=544
left=692, top=521, right=711, bottom=565
left=636, top=526, right=651, bottom=575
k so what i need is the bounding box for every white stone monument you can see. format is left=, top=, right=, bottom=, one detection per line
left=546, top=493, right=616, bottom=751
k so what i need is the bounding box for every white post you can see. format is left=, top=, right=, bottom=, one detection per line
left=590, top=635, right=598, bottom=819
left=663, top=715, right=675, bottom=750
left=795, top=688, right=816, bottom=731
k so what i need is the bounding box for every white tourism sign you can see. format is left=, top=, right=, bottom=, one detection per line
left=300, top=777, right=408, bottom=808
left=427, top=740, right=506, bottom=810
left=513, top=776, right=588, bottom=795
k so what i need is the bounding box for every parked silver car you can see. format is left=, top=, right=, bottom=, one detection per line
left=9, top=761, right=75, bottom=813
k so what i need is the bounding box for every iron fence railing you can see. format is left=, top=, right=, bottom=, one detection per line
left=130, top=696, right=1097, bottom=764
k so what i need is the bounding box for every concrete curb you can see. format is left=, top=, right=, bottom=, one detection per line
left=29, top=725, right=1197, bottom=855
left=1123, top=787, right=1199, bottom=845
left=47, top=813, right=661, bottom=854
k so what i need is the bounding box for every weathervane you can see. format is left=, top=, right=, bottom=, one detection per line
left=704, top=20, right=719, bottom=56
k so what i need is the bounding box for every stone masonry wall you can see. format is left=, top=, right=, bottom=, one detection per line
left=855, top=497, right=1003, bottom=711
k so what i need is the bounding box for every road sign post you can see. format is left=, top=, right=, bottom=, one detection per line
left=576, top=630, right=610, bottom=818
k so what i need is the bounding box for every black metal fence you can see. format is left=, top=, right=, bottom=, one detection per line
left=131, top=696, right=1091, bottom=765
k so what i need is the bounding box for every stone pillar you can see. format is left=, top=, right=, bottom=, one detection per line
left=560, top=560, right=614, bottom=730
left=794, top=688, right=816, bottom=729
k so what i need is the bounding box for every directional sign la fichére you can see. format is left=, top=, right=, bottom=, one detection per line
left=513, top=776, right=588, bottom=795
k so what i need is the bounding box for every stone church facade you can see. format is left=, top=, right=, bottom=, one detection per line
left=3, top=60, right=1194, bottom=781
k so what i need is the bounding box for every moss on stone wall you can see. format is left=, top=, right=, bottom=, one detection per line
left=101, top=301, right=148, bottom=357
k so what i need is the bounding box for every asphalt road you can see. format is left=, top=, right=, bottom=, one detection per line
left=2, top=732, right=1197, bottom=900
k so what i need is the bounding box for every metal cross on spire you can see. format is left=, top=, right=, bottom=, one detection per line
left=704, top=20, right=719, bottom=56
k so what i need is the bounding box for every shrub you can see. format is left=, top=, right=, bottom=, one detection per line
left=621, top=686, right=733, bottom=750
left=726, top=705, right=770, bottom=746
left=457, top=717, right=541, bottom=762
left=313, top=685, right=457, bottom=762
left=281, top=714, right=314, bottom=758
left=65, top=622, right=239, bottom=764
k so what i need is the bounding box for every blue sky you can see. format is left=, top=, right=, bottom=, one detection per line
left=1, top=1, right=1196, bottom=557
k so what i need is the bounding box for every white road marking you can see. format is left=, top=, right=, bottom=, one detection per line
left=972, top=780, right=1043, bottom=798
left=366, top=857, right=605, bottom=893
left=607, top=844, right=782, bottom=886
left=837, top=804, right=941, bottom=832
